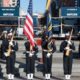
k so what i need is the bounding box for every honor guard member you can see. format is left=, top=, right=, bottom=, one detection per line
left=42, top=36, right=56, bottom=80
left=24, top=40, right=38, bottom=80
left=0, top=30, right=8, bottom=59
left=78, top=32, right=80, bottom=58
left=2, top=31, right=18, bottom=80
left=60, top=33, right=75, bottom=80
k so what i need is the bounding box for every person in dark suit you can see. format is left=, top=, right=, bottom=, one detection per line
left=2, top=31, right=18, bottom=80
left=0, top=44, right=1, bottom=58
left=60, top=33, right=75, bottom=80
left=42, top=36, right=56, bottom=79
left=24, top=40, right=38, bottom=80
left=0, top=31, right=7, bottom=59
left=78, top=32, right=80, bottom=58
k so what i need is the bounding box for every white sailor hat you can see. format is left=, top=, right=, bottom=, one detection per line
left=65, top=33, right=70, bottom=36
left=8, top=29, right=13, bottom=36
left=3, top=31, right=7, bottom=34
left=43, top=26, right=46, bottom=29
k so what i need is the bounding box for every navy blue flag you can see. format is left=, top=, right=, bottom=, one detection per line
left=46, top=0, right=52, bottom=37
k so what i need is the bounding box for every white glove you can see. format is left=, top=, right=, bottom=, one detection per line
left=47, top=53, right=51, bottom=58
left=4, top=52, right=8, bottom=57
left=67, top=41, right=72, bottom=45
left=9, top=41, right=13, bottom=46
left=65, top=47, right=70, bottom=50
left=29, top=53, right=33, bottom=57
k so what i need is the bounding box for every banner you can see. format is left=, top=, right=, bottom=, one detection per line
left=61, top=7, right=80, bottom=17
left=0, top=7, right=19, bottom=16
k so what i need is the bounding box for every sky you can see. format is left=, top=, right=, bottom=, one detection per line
left=20, top=0, right=46, bottom=14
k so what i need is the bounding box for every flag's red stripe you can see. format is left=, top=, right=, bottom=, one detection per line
left=23, top=28, right=34, bottom=46
left=24, top=25, right=34, bottom=41
left=26, top=15, right=33, bottom=26
left=25, top=19, right=33, bottom=36
left=23, top=24, right=34, bottom=46
left=24, top=29, right=33, bottom=46
left=24, top=24, right=34, bottom=38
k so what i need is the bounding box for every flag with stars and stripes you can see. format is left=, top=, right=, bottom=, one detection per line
left=23, top=0, right=35, bottom=47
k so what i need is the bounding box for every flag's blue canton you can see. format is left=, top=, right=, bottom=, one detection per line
left=27, top=0, right=33, bottom=16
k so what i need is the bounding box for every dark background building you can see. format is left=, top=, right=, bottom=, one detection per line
left=0, top=0, right=20, bottom=35
left=58, top=0, right=80, bottom=7
left=39, top=0, right=80, bottom=37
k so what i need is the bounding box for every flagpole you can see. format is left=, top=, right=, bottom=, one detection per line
left=46, top=0, right=51, bottom=11
left=30, top=43, right=33, bottom=51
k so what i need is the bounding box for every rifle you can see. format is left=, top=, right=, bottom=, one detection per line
left=47, top=38, right=53, bottom=52
left=0, top=31, right=5, bottom=38
left=7, top=31, right=15, bottom=57
left=65, top=29, right=73, bottom=56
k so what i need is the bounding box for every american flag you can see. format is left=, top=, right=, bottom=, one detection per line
left=23, top=0, right=35, bottom=47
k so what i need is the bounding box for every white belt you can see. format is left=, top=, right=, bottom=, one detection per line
left=26, top=51, right=34, bottom=54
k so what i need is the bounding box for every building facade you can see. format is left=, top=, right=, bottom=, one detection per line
left=51, top=0, right=80, bottom=36
left=0, top=0, right=20, bottom=35
left=58, top=0, right=80, bottom=7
